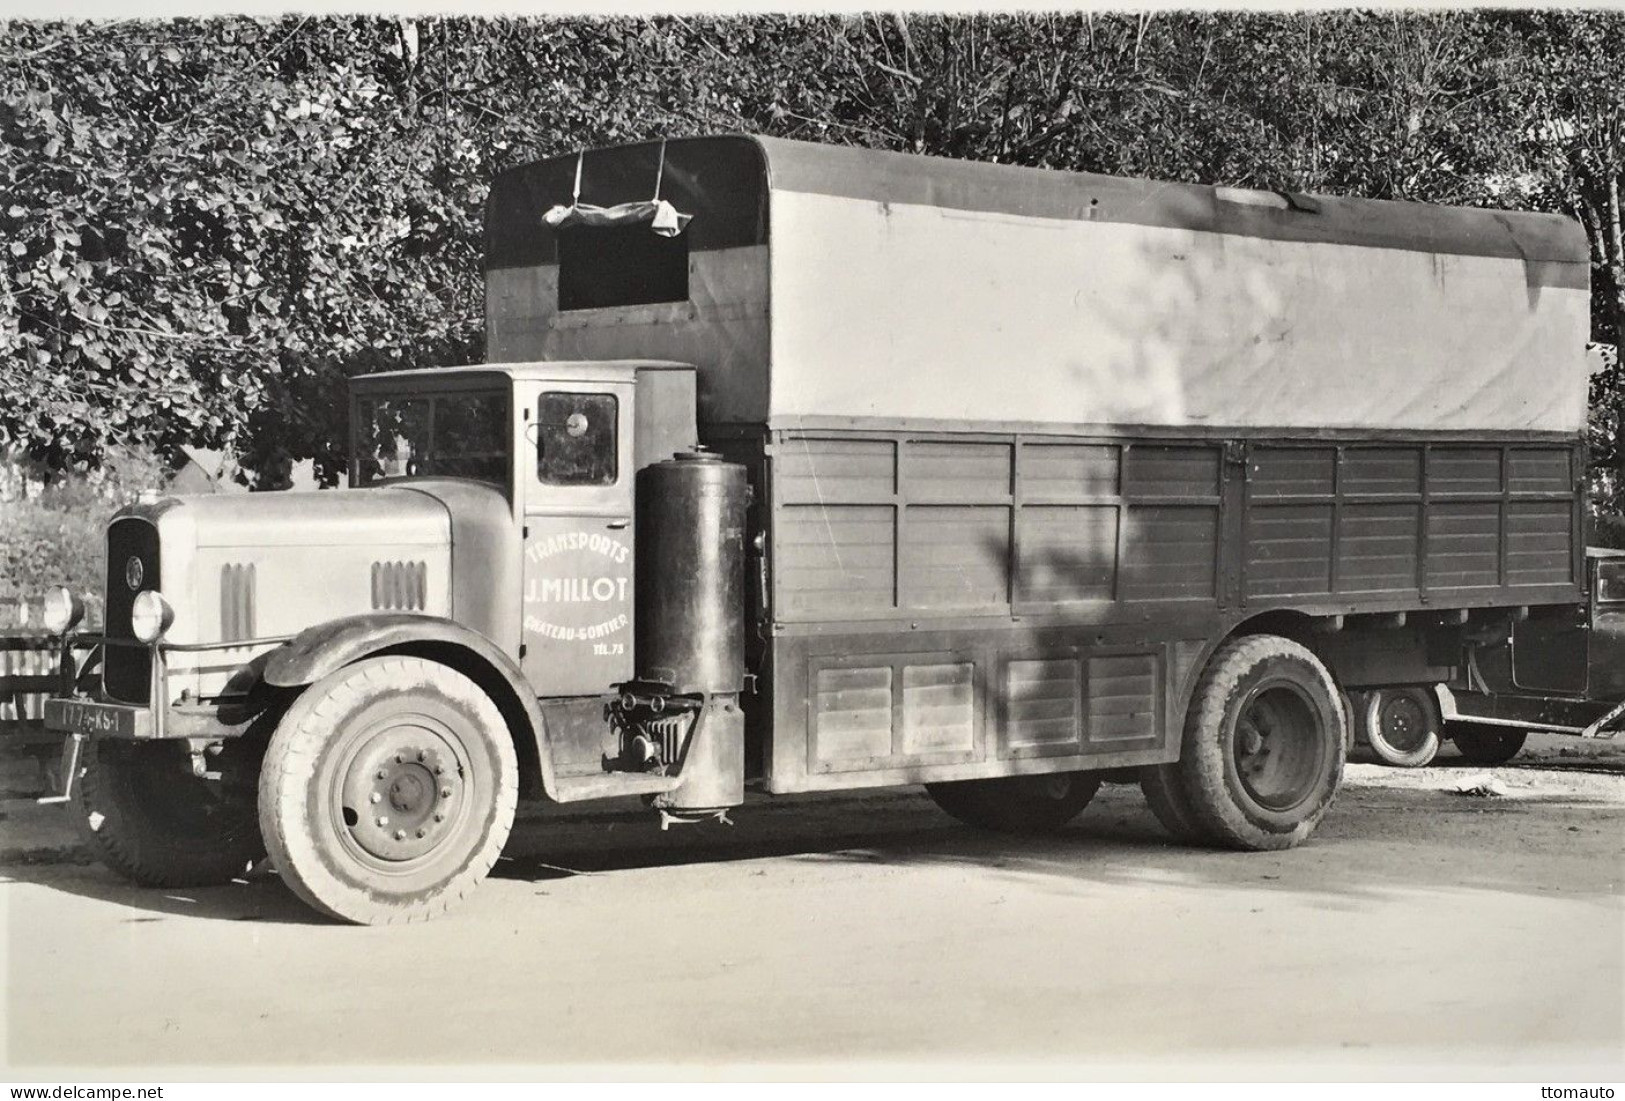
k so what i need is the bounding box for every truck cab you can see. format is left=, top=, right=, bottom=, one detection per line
left=1442, top=549, right=1625, bottom=757
left=39, top=359, right=752, bottom=924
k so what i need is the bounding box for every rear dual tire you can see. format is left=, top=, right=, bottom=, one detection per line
left=926, top=771, right=1101, bottom=833
left=1141, top=634, right=1347, bottom=851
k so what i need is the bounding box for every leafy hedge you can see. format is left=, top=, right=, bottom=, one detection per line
left=1, top=14, right=1621, bottom=494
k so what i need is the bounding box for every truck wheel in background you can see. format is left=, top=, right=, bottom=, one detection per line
left=72, top=739, right=264, bottom=888
left=925, top=772, right=1101, bottom=833
left=1448, top=723, right=1528, bottom=766
left=1354, top=687, right=1442, bottom=768
left=1172, top=635, right=1347, bottom=851
left=258, top=655, right=517, bottom=925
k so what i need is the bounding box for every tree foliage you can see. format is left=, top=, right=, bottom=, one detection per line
left=1, top=13, right=1620, bottom=499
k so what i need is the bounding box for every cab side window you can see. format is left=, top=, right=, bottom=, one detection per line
left=536, top=392, right=618, bottom=486
left=1597, top=559, right=1625, bottom=603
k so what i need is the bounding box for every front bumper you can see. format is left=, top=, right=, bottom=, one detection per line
left=39, top=631, right=288, bottom=741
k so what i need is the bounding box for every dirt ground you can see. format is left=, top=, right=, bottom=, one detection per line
left=1, top=734, right=1622, bottom=1078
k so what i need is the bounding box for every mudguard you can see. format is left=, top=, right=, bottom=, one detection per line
left=263, top=613, right=557, bottom=799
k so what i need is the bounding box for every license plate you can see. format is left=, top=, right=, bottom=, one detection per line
left=45, top=698, right=148, bottom=738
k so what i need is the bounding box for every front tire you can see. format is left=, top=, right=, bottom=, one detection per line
left=1355, top=687, right=1442, bottom=768
left=259, top=656, right=517, bottom=925
left=1174, top=635, right=1347, bottom=851
left=73, top=739, right=264, bottom=888
left=925, top=771, right=1101, bottom=833
left=1449, top=723, right=1528, bottom=766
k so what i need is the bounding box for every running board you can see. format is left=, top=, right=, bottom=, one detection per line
left=550, top=772, right=681, bottom=804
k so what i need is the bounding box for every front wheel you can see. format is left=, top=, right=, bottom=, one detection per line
left=1171, top=634, right=1347, bottom=851
left=925, top=771, right=1101, bottom=833
left=1355, top=687, right=1442, bottom=768
left=1449, top=723, right=1528, bottom=766
left=259, top=656, right=517, bottom=925
left=73, top=739, right=264, bottom=888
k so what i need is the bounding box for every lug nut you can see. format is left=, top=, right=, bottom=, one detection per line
left=395, top=753, right=404, bottom=763
left=376, top=769, right=388, bottom=780
left=434, top=765, right=445, bottom=775
left=376, top=816, right=389, bottom=827
left=394, top=829, right=406, bottom=841
left=369, top=793, right=381, bottom=804
left=433, top=812, right=445, bottom=822
left=418, top=750, right=427, bottom=761
left=416, top=828, right=426, bottom=839
left=440, top=787, right=452, bottom=799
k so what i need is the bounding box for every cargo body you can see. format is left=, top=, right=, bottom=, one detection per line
left=485, top=135, right=1591, bottom=794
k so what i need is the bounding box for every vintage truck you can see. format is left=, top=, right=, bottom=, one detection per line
left=25, top=135, right=1598, bottom=924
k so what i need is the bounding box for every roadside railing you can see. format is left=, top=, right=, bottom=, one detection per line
left=0, top=631, right=61, bottom=735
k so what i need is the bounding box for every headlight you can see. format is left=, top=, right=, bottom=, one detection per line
left=42, top=587, right=85, bottom=635
left=130, top=591, right=174, bottom=643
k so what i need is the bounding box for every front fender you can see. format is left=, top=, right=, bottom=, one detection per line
left=263, top=613, right=556, bottom=799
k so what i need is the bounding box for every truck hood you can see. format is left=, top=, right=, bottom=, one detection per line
left=150, top=485, right=451, bottom=549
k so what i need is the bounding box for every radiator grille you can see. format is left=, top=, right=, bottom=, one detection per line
left=220, top=563, right=256, bottom=642
left=371, top=561, right=427, bottom=611
left=103, top=517, right=158, bottom=704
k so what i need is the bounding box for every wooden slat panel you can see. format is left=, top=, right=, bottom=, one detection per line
left=1251, top=447, right=1335, bottom=497
left=903, top=441, right=1010, bottom=500
left=1246, top=505, right=1334, bottom=596
left=1429, top=448, right=1501, bottom=495
left=1123, top=445, right=1220, bottom=499
left=1121, top=506, right=1218, bottom=600
left=1506, top=501, right=1573, bottom=585
left=778, top=438, right=894, bottom=503
left=901, top=505, right=1009, bottom=608
left=1018, top=443, right=1119, bottom=500
left=777, top=505, right=894, bottom=614
left=901, top=662, right=976, bottom=753
left=1086, top=654, right=1159, bottom=744
left=1342, top=448, right=1422, bottom=496
left=1507, top=448, right=1571, bottom=494
left=1426, top=501, right=1501, bottom=588
left=1005, top=658, right=1082, bottom=752
left=814, top=666, right=893, bottom=760
left=1337, top=503, right=1421, bottom=593
left=1014, top=505, right=1117, bottom=603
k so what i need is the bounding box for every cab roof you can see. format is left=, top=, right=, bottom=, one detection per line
left=350, top=360, right=694, bottom=389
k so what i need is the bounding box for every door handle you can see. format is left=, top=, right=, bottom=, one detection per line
left=607, top=519, right=629, bottom=530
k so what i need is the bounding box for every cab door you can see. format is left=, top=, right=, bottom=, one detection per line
left=519, top=381, right=636, bottom=696
left=1587, top=556, right=1625, bottom=700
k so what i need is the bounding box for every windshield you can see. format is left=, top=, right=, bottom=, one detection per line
left=354, top=390, right=509, bottom=487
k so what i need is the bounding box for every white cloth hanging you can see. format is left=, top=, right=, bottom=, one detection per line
left=542, top=140, right=692, bottom=237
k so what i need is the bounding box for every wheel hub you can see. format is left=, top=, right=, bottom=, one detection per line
left=341, top=738, right=462, bottom=862
left=1233, top=685, right=1323, bottom=813
left=1379, top=696, right=1428, bottom=752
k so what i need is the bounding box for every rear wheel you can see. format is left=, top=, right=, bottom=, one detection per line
left=259, top=656, right=517, bottom=925
left=1355, top=687, right=1442, bottom=768
left=1449, top=723, right=1528, bottom=766
left=925, top=771, right=1101, bottom=833
left=73, top=739, right=264, bottom=888
left=1170, top=635, right=1347, bottom=851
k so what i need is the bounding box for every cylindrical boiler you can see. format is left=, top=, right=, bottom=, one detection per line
left=634, top=449, right=749, bottom=695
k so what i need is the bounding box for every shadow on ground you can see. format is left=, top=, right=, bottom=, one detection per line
left=4, top=774, right=1621, bottom=926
